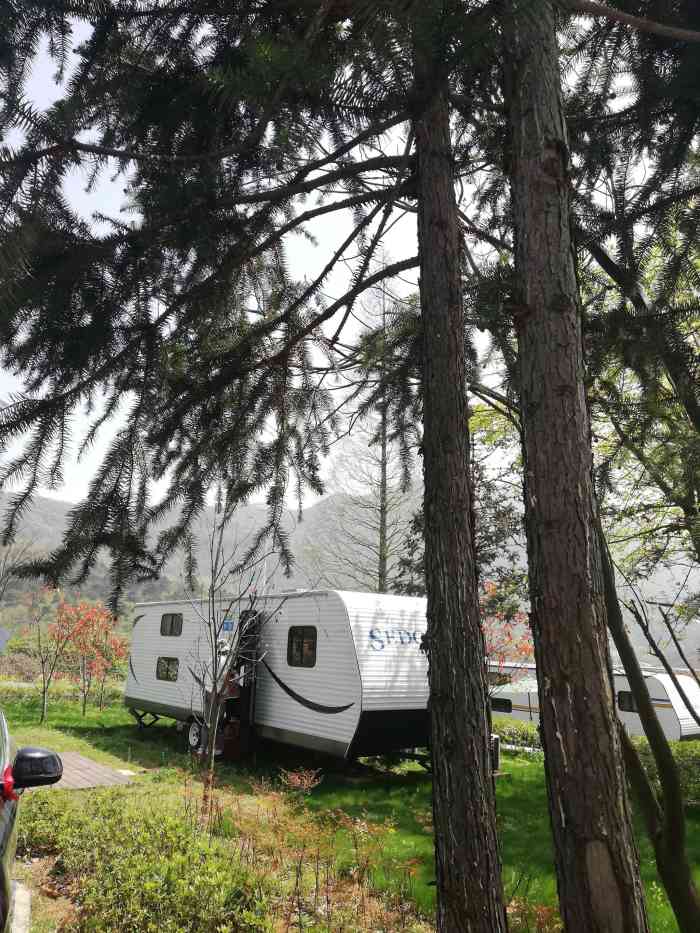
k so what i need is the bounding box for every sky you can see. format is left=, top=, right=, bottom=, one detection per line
left=1, top=29, right=424, bottom=507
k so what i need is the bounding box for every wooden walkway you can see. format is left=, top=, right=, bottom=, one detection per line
left=48, top=752, right=135, bottom=790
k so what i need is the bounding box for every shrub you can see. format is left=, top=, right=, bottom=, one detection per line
left=492, top=716, right=541, bottom=749
left=18, top=789, right=271, bottom=931
left=631, top=737, right=700, bottom=805
left=490, top=716, right=700, bottom=803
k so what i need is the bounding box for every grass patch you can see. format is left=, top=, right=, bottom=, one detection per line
left=3, top=688, right=699, bottom=931
left=2, top=686, right=187, bottom=770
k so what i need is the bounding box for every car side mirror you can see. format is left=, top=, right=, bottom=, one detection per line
left=12, top=747, right=63, bottom=790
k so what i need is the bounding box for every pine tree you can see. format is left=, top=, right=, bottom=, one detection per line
left=3, top=1, right=700, bottom=928
left=1, top=2, right=509, bottom=925
left=503, top=2, right=650, bottom=927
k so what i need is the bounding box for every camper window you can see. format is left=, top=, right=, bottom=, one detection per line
left=618, top=691, right=638, bottom=713
left=156, top=657, right=179, bottom=682
left=160, top=613, right=183, bottom=637
left=491, top=697, right=513, bottom=714
left=287, top=627, right=317, bottom=668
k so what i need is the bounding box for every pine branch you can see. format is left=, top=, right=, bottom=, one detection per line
left=1, top=118, right=407, bottom=174
left=562, top=0, right=700, bottom=43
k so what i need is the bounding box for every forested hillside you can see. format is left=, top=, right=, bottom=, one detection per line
left=0, top=488, right=695, bottom=668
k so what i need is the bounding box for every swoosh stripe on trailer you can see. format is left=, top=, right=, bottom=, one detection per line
left=129, top=656, right=139, bottom=684
left=261, top=660, right=355, bottom=715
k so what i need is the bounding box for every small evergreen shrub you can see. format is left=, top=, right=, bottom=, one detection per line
left=18, top=789, right=271, bottom=931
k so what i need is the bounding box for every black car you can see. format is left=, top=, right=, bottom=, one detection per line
left=0, top=711, right=62, bottom=932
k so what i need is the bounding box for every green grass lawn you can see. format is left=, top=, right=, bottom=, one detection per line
left=3, top=684, right=698, bottom=931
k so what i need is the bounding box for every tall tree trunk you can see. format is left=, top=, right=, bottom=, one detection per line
left=377, top=284, right=389, bottom=593
left=503, top=2, right=649, bottom=930
left=377, top=389, right=389, bottom=593
left=414, top=51, right=507, bottom=933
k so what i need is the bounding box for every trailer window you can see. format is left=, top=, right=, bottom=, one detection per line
left=491, top=697, right=513, bottom=714
left=156, top=657, right=179, bottom=682
left=618, top=691, right=637, bottom=713
left=287, top=627, right=317, bottom=668
left=160, top=613, right=183, bottom=637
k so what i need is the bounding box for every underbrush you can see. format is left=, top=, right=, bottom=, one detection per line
left=19, top=789, right=271, bottom=932
left=632, top=737, right=700, bottom=804
left=17, top=781, right=436, bottom=932
left=0, top=679, right=125, bottom=708
left=492, top=715, right=700, bottom=801
left=8, top=693, right=693, bottom=932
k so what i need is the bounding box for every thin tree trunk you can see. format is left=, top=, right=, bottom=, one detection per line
left=40, top=683, right=48, bottom=724
left=201, top=765, right=215, bottom=827
left=200, top=696, right=220, bottom=827
left=81, top=659, right=88, bottom=716
left=414, top=49, right=507, bottom=933
left=621, top=732, right=700, bottom=933
left=377, top=395, right=389, bottom=593
left=503, top=2, right=649, bottom=929
left=597, top=515, right=700, bottom=932
left=376, top=285, right=389, bottom=594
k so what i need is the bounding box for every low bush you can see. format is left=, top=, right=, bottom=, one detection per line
left=18, top=789, right=271, bottom=932
left=0, top=679, right=124, bottom=708
left=491, top=715, right=700, bottom=803
left=632, top=737, right=700, bottom=805
left=492, top=716, right=541, bottom=749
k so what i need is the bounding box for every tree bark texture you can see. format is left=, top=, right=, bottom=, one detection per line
left=378, top=399, right=389, bottom=593
left=503, top=2, right=649, bottom=930
left=378, top=289, right=389, bottom=593
left=415, top=80, right=507, bottom=932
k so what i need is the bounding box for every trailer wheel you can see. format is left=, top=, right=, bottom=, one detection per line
left=187, top=719, right=206, bottom=753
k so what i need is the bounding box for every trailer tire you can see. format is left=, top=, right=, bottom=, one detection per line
left=187, top=719, right=207, bottom=753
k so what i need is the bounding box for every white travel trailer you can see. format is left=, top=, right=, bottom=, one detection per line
left=125, top=591, right=700, bottom=758
left=125, top=590, right=430, bottom=757
left=490, top=662, right=700, bottom=742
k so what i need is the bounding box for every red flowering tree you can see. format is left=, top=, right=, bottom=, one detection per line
left=480, top=580, right=533, bottom=689
left=60, top=601, right=127, bottom=715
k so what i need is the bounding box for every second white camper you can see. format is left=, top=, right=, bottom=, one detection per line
left=490, top=662, right=700, bottom=742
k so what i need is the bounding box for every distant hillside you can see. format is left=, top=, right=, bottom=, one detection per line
left=0, top=489, right=697, bottom=670
left=0, top=487, right=421, bottom=604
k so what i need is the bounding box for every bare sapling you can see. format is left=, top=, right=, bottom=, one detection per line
left=23, top=589, right=78, bottom=723
left=182, top=493, right=282, bottom=824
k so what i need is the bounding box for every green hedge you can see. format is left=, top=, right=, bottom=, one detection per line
left=491, top=715, right=700, bottom=803
left=18, top=789, right=271, bottom=931
left=0, top=679, right=124, bottom=706
left=632, top=737, right=700, bottom=805
left=492, top=716, right=541, bottom=749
